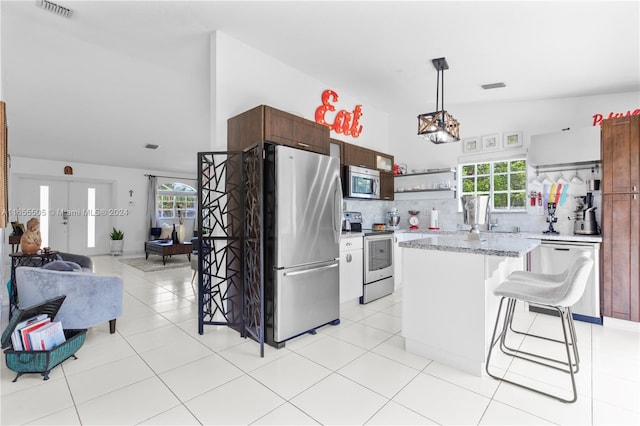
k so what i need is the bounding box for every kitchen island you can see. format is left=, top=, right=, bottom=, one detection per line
left=400, top=234, right=540, bottom=376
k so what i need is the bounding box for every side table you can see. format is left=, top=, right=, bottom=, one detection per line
left=9, top=234, right=21, bottom=253
left=8, top=250, right=59, bottom=319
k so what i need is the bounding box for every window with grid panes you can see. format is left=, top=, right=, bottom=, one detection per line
left=459, top=159, right=527, bottom=211
left=157, top=182, right=197, bottom=220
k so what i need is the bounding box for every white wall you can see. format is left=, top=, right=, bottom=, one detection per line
left=350, top=91, right=639, bottom=233
left=390, top=91, right=640, bottom=171
left=0, top=4, right=5, bottom=317
left=8, top=156, right=196, bottom=256
left=5, top=31, right=639, bottom=260
left=213, top=31, right=390, bottom=153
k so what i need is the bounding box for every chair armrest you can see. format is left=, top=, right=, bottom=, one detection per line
left=57, top=252, right=94, bottom=272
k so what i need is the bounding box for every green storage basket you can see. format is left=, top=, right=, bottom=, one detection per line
left=1, top=295, right=87, bottom=382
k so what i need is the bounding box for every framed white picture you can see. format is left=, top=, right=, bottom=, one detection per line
left=462, top=137, right=481, bottom=154
left=503, top=131, right=523, bottom=148
left=482, top=133, right=500, bottom=151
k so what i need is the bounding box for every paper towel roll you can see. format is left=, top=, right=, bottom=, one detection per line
left=429, top=208, right=439, bottom=229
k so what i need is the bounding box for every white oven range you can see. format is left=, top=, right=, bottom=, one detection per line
left=361, top=231, right=394, bottom=304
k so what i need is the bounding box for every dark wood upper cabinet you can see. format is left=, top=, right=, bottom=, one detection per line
left=374, top=151, right=394, bottom=173
left=230, top=110, right=395, bottom=201
left=379, top=171, right=394, bottom=201
left=375, top=151, right=395, bottom=201
left=228, top=105, right=329, bottom=155
left=601, top=115, right=640, bottom=194
left=329, top=138, right=344, bottom=166
left=343, top=143, right=375, bottom=169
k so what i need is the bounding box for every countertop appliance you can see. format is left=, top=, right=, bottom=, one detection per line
left=263, top=144, right=343, bottom=348
left=342, top=211, right=363, bottom=232
left=544, top=202, right=559, bottom=235
left=573, top=192, right=600, bottom=235
left=461, top=195, right=490, bottom=240
left=361, top=230, right=394, bottom=304
left=529, top=240, right=601, bottom=324
left=343, top=165, right=380, bottom=200
left=387, top=208, right=400, bottom=229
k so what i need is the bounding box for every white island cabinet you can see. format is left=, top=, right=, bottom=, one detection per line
left=400, top=234, right=540, bottom=376
left=394, top=231, right=429, bottom=290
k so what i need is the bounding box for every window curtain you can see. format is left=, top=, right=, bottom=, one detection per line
left=0, top=101, right=7, bottom=228
left=146, top=175, right=158, bottom=231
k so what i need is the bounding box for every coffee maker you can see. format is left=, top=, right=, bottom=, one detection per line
left=573, top=192, right=599, bottom=235
left=544, top=202, right=559, bottom=235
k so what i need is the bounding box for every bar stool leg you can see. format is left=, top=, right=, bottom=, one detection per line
left=486, top=297, right=579, bottom=403
left=500, top=302, right=579, bottom=374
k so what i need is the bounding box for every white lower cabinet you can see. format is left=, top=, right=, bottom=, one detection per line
left=394, top=232, right=428, bottom=290
left=339, top=235, right=363, bottom=304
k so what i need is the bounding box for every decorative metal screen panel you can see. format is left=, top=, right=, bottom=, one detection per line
left=243, top=144, right=264, bottom=356
left=197, top=152, right=244, bottom=333
left=197, top=148, right=264, bottom=356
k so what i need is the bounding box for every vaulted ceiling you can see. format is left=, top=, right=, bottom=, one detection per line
left=2, top=1, right=638, bottom=173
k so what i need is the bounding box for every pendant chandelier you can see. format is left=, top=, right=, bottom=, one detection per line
left=417, top=57, right=460, bottom=144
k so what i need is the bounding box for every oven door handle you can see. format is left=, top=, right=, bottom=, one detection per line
left=365, top=233, right=394, bottom=241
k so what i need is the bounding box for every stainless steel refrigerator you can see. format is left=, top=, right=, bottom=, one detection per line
left=264, top=144, right=342, bottom=347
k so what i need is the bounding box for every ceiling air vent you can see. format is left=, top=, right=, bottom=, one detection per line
left=145, top=144, right=160, bottom=150
left=37, top=0, right=73, bottom=18
left=481, top=82, right=506, bottom=90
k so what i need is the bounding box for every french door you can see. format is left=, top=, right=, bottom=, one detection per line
left=15, top=177, right=113, bottom=255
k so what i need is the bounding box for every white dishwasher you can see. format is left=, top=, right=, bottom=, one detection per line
left=529, top=240, right=601, bottom=324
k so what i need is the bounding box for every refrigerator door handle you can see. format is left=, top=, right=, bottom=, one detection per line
left=283, top=262, right=338, bottom=277
left=334, top=175, right=343, bottom=243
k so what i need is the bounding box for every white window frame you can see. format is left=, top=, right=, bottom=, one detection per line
left=458, top=158, right=527, bottom=212
left=157, top=182, right=197, bottom=220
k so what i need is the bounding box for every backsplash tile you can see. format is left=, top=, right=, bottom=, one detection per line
left=344, top=189, right=601, bottom=235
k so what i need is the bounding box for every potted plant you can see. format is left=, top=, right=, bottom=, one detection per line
left=109, top=227, right=124, bottom=256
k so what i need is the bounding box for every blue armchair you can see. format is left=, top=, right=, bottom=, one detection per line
left=15, top=265, right=123, bottom=334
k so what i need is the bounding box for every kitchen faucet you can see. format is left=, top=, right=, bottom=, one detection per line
left=488, top=211, right=499, bottom=231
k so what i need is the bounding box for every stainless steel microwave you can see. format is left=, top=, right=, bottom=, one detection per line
left=343, top=165, right=380, bottom=199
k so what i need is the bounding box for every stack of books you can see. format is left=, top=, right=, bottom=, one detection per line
left=10, top=314, right=66, bottom=351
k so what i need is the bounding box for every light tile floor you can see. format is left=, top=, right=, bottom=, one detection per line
left=2, top=255, right=639, bottom=425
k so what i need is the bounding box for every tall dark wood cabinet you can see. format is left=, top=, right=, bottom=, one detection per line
left=601, top=115, right=640, bottom=322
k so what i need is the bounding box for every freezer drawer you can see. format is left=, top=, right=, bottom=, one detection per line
left=274, top=260, right=340, bottom=342
left=361, top=276, right=394, bottom=304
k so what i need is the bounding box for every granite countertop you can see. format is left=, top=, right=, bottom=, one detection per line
left=394, top=228, right=602, bottom=243
left=399, top=234, right=541, bottom=257
left=515, top=232, right=601, bottom=243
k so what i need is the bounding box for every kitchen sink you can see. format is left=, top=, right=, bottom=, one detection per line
left=455, top=225, right=521, bottom=235
left=486, top=226, right=520, bottom=234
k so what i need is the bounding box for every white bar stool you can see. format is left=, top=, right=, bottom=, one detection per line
left=485, top=250, right=594, bottom=403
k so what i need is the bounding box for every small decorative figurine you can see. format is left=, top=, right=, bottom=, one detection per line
left=20, top=217, right=42, bottom=254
